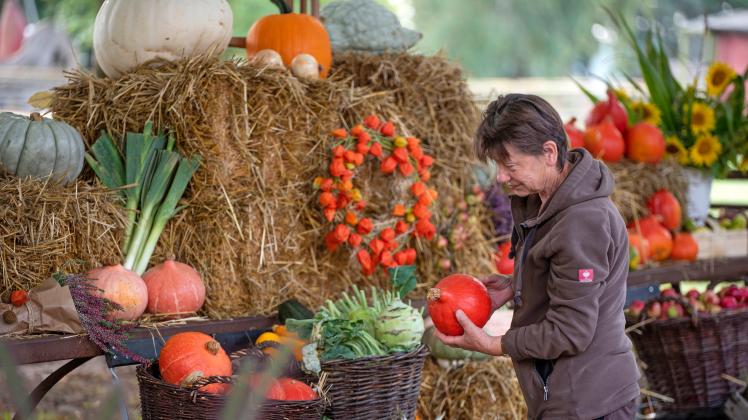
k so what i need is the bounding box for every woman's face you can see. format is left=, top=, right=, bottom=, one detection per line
left=495, top=143, right=556, bottom=197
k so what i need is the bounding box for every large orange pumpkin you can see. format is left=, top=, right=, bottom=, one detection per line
left=278, top=378, right=317, bottom=400
left=629, top=216, right=672, bottom=261
left=625, top=122, right=665, bottom=164
left=159, top=332, right=232, bottom=394
left=671, top=232, right=698, bottom=261
left=246, top=0, right=332, bottom=78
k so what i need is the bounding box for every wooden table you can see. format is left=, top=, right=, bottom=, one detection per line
left=2, top=256, right=747, bottom=419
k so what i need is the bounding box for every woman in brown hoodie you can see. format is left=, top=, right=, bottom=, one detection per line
left=435, top=94, right=640, bottom=419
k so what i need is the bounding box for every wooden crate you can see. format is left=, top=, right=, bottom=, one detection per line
left=693, top=226, right=748, bottom=259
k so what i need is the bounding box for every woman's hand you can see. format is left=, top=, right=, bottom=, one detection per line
left=481, top=274, right=514, bottom=311
left=433, top=310, right=504, bottom=356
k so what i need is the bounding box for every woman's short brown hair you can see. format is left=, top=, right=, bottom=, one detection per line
left=474, top=94, right=568, bottom=170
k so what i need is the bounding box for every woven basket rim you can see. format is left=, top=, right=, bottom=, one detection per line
left=627, top=307, right=748, bottom=328
left=137, top=361, right=327, bottom=405
left=320, top=344, right=429, bottom=367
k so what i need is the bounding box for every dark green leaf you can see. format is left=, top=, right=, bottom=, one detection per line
left=389, top=265, right=417, bottom=298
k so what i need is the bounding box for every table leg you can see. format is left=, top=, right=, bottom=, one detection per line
left=13, top=356, right=94, bottom=420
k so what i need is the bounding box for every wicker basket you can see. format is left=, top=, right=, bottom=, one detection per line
left=136, top=362, right=326, bottom=420
left=320, top=344, right=429, bottom=420
left=628, top=302, right=748, bottom=413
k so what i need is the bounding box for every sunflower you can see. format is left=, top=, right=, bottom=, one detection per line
left=631, top=101, right=661, bottom=125
left=706, top=61, right=736, bottom=97
left=665, top=136, right=689, bottom=165
left=689, top=135, right=722, bottom=167
left=688, top=102, right=715, bottom=134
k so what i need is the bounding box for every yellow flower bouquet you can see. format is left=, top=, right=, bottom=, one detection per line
left=606, top=10, right=748, bottom=179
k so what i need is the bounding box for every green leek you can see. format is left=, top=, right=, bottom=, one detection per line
left=86, top=123, right=200, bottom=275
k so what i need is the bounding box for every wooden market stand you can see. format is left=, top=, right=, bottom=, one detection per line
left=2, top=256, right=748, bottom=419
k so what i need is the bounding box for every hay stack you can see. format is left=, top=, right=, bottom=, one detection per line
left=608, top=159, right=688, bottom=222
left=0, top=178, right=124, bottom=296
left=46, top=53, right=495, bottom=318
left=418, top=358, right=527, bottom=420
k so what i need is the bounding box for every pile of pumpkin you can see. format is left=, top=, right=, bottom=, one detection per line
left=158, top=331, right=318, bottom=401
left=92, top=0, right=421, bottom=82
left=627, top=189, right=698, bottom=269
left=564, top=90, right=666, bottom=164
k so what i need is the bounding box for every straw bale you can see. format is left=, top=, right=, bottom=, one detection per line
left=42, top=53, right=496, bottom=318
left=608, top=159, right=688, bottom=223
left=417, top=358, right=527, bottom=420
left=0, top=177, right=124, bottom=296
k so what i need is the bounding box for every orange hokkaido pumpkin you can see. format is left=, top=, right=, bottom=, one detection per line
left=627, top=233, right=651, bottom=264
left=159, top=332, right=232, bottom=394
left=246, top=0, right=332, bottom=78
left=644, top=224, right=673, bottom=261
left=277, top=378, right=317, bottom=400
left=86, top=264, right=148, bottom=321
left=671, top=232, right=698, bottom=261
left=143, top=257, right=205, bottom=316
left=625, top=122, right=665, bottom=164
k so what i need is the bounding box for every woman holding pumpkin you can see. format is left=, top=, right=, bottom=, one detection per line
left=435, top=94, right=640, bottom=419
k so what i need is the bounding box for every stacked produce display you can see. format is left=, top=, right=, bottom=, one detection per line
left=1, top=1, right=745, bottom=419
left=0, top=0, right=518, bottom=418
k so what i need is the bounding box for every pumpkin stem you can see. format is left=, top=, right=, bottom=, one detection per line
left=426, top=288, right=441, bottom=302
left=166, top=253, right=176, bottom=262
left=271, top=0, right=293, bottom=14
left=205, top=340, right=221, bottom=355
left=30, top=112, right=43, bottom=122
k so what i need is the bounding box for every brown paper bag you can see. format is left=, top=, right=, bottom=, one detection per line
left=0, top=277, right=83, bottom=335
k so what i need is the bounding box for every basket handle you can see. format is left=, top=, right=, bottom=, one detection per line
left=187, top=375, right=235, bottom=402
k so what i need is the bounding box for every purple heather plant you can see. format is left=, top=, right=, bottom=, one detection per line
left=54, top=272, right=146, bottom=363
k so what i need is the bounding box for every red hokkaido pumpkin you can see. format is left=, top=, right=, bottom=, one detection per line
left=647, top=190, right=682, bottom=231
left=564, top=117, right=585, bottom=149
left=671, top=232, right=698, bottom=261
left=250, top=374, right=286, bottom=400
left=583, top=120, right=625, bottom=162
left=278, top=378, right=317, bottom=400
left=494, top=242, right=514, bottom=275
left=586, top=90, right=629, bottom=134
left=625, top=122, right=665, bottom=163
left=427, top=274, right=492, bottom=336
left=143, top=257, right=206, bottom=316
left=159, top=332, right=232, bottom=394
left=86, top=264, right=148, bottom=321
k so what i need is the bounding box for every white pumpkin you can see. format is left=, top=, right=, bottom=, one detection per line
left=93, top=0, right=233, bottom=79
left=290, top=54, right=320, bottom=80
left=252, top=49, right=285, bottom=70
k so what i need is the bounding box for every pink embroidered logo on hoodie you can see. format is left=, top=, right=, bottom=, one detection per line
left=578, top=269, right=594, bottom=282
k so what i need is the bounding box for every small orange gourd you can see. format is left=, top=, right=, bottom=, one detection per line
left=245, top=0, right=332, bottom=78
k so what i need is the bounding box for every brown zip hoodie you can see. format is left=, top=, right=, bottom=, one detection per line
left=501, top=149, right=640, bottom=419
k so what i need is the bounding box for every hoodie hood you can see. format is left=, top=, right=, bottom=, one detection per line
left=510, top=148, right=615, bottom=228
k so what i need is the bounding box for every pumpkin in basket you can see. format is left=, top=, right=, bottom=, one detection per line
left=278, top=378, right=316, bottom=400
left=159, top=332, right=231, bottom=394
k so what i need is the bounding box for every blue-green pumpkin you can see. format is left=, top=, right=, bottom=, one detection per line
left=0, top=112, right=84, bottom=185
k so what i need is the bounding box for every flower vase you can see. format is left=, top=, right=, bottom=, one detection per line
left=684, top=168, right=713, bottom=226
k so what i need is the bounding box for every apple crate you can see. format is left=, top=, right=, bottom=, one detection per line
left=693, top=227, right=748, bottom=259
